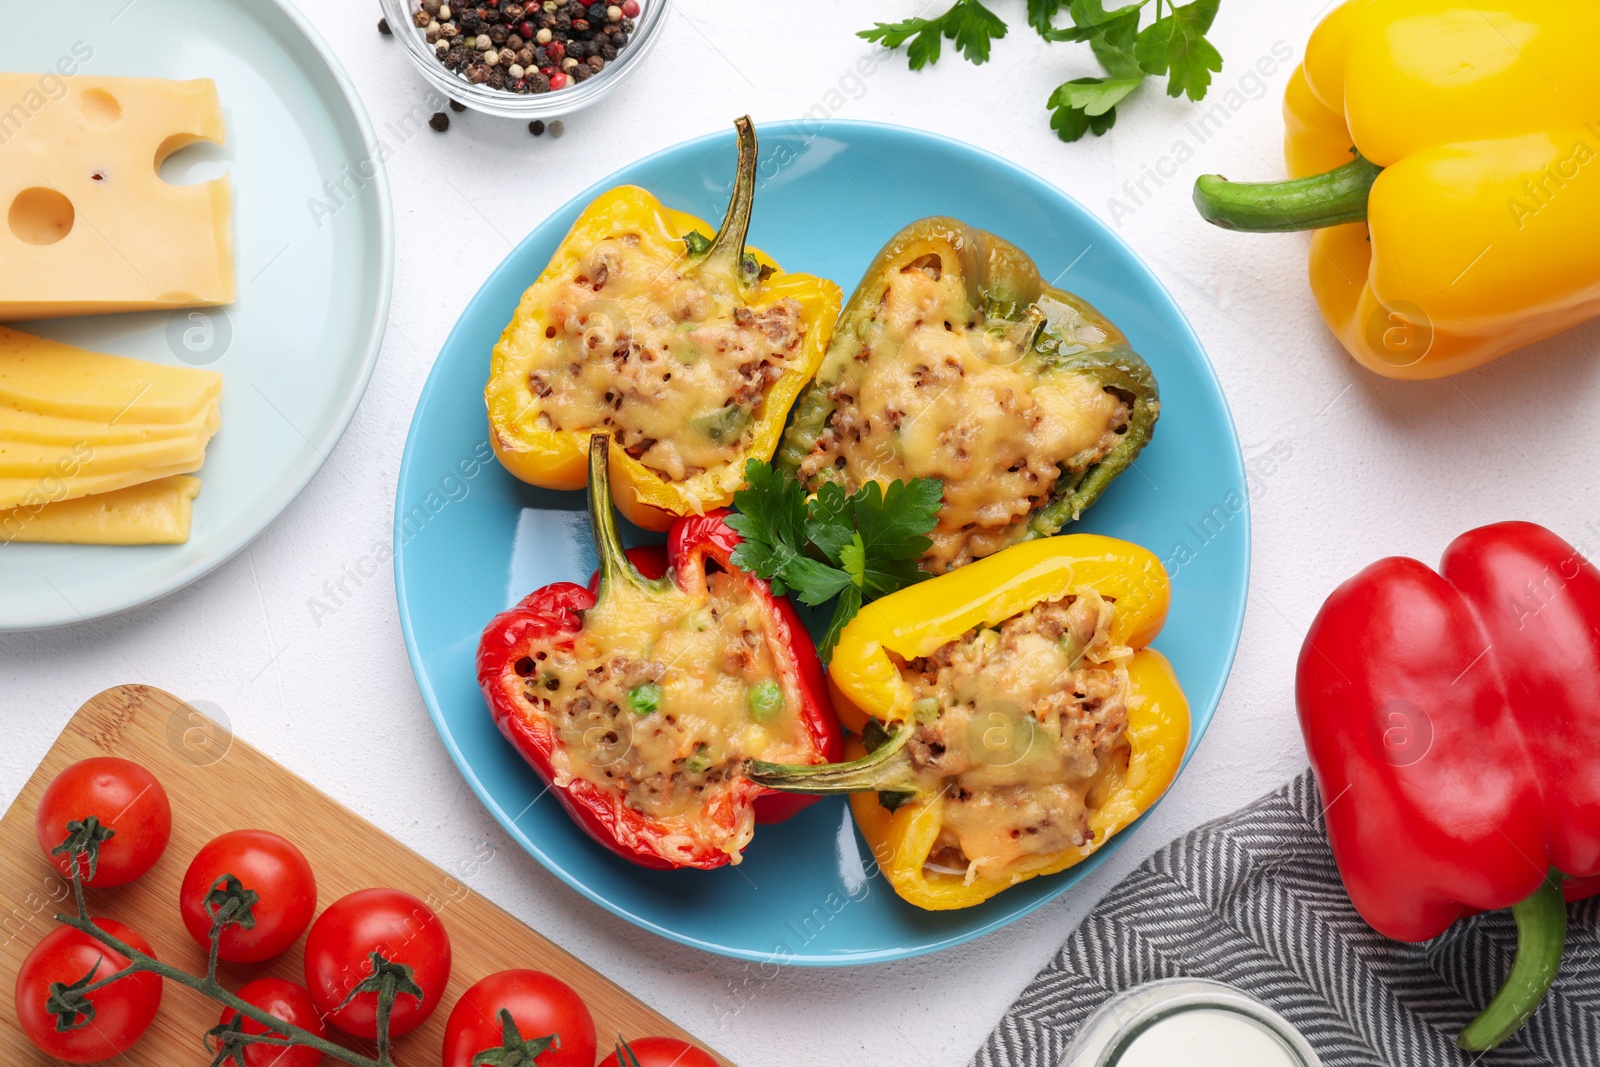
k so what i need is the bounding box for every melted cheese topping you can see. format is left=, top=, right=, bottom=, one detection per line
left=897, top=591, right=1132, bottom=884
left=797, top=260, right=1130, bottom=573
left=517, top=572, right=814, bottom=863
left=522, top=235, right=805, bottom=483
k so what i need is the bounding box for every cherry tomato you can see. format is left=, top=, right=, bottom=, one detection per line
left=14, top=917, right=163, bottom=1063
left=443, top=969, right=596, bottom=1067
left=35, top=758, right=171, bottom=887
left=217, top=977, right=325, bottom=1067
left=303, top=888, right=451, bottom=1040
left=600, top=1036, right=720, bottom=1067
left=180, top=830, right=316, bottom=963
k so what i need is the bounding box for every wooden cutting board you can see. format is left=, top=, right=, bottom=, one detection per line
left=0, top=685, right=734, bottom=1066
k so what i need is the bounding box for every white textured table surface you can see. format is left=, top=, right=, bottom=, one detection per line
left=8, top=2, right=1600, bottom=1064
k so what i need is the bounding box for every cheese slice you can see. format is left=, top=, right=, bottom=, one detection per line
left=0, top=327, right=221, bottom=423
left=0, top=76, right=233, bottom=319
left=0, top=475, right=200, bottom=544
left=0, top=400, right=217, bottom=446
left=0, top=456, right=204, bottom=510
left=0, top=425, right=212, bottom=478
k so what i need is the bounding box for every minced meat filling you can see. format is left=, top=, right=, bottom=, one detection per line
left=897, top=590, right=1133, bottom=884
left=796, top=256, right=1130, bottom=573
left=527, top=235, right=805, bottom=483
left=513, top=571, right=814, bottom=864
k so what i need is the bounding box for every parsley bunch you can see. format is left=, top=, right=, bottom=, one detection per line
left=861, top=0, right=1224, bottom=141
left=727, top=461, right=943, bottom=661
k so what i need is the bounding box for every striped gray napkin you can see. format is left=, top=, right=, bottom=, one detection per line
left=971, top=773, right=1600, bottom=1067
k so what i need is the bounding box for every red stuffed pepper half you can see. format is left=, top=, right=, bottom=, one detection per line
left=479, top=433, right=843, bottom=870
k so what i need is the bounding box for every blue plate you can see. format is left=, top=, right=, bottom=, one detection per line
left=395, top=121, right=1248, bottom=965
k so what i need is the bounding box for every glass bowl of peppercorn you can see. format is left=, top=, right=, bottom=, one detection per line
left=378, top=0, right=666, bottom=118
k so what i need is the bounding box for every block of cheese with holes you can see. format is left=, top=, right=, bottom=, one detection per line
left=0, top=475, right=200, bottom=544
left=0, top=75, right=234, bottom=320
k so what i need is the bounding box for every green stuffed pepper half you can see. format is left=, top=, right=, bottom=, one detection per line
left=776, top=217, right=1159, bottom=574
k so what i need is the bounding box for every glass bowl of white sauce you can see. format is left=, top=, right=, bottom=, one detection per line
left=1062, top=979, right=1323, bottom=1067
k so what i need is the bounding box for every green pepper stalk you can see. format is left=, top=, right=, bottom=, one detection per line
left=678, top=183, right=760, bottom=443
left=748, top=721, right=922, bottom=811
left=589, top=432, right=672, bottom=600
left=1457, top=871, right=1568, bottom=1052
left=680, top=115, right=766, bottom=293
left=1193, top=153, right=1383, bottom=233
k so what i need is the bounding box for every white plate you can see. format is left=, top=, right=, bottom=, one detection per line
left=0, top=0, right=391, bottom=630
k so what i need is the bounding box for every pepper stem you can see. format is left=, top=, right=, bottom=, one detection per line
left=1001, top=304, right=1047, bottom=353
left=747, top=723, right=920, bottom=795
left=587, top=433, right=653, bottom=597
left=1193, top=152, right=1382, bottom=233
left=694, top=116, right=757, bottom=281
left=1457, top=871, right=1568, bottom=1051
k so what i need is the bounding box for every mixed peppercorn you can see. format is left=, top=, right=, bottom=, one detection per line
left=406, top=0, right=641, bottom=93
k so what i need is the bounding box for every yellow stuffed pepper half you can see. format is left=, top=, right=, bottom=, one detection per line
left=749, top=534, right=1190, bottom=910
left=485, top=116, right=842, bottom=530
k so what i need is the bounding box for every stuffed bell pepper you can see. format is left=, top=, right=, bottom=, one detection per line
left=776, top=217, right=1158, bottom=574
left=1194, top=0, right=1600, bottom=378
left=1299, top=521, right=1600, bottom=1049
left=485, top=116, right=842, bottom=530
left=750, top=535, right=1189, bottom=909
left=478, top=433, right=843, bottom=869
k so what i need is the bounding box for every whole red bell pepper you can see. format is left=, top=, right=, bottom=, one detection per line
left=1298, top=521, right=1600, bottom=1050
left=478, top=433, right=842, bottom=871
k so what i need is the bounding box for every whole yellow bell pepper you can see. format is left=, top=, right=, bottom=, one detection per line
left=750, top=535, right=1191, bottom=910
left=1193, top=0, right=1600, bottom=379
left=484, top=117, right=841, bottom=530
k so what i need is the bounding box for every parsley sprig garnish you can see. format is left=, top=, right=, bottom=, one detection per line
left=857, top=0, right=1009, bottom=69
left=727, top=461, right=943, bottom=661
left=862, top=0, right=1224, bottom=141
